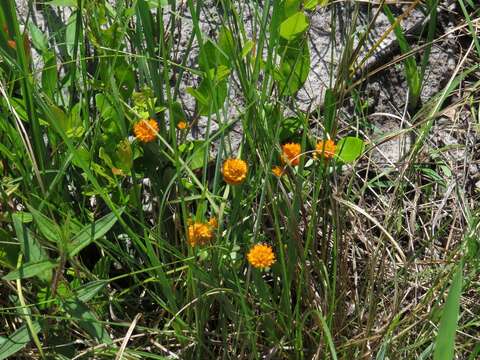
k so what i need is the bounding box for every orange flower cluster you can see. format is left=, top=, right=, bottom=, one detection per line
left=133, top=119, right=159, bottom=143
left=247, top=244, right=276, bottom=269
left=281, top=143, right=301, bottom=166
left=222, top=158, right=248, bottom=185
left=150, top=123, right=337, bottom=267
left=271, top=139, right=337, bottom=177
left=177, top=121, right=188, bottom=130
left=187, top=217, right=218, bottom=247
left=272, top=166, right=284, bottom=177
left=315, top=139, right=336, bottom=159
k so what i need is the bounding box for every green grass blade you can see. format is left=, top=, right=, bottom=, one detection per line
left=383, top=4, right=421, bottom=110
left=433, top=261, right=464, bottom=360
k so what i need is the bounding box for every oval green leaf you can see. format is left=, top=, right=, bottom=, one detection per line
left=279, top=12, right=309, bottom=41
left=2, top=260, right=57, bottom=281
left=335, top=137, right=364, bottom=163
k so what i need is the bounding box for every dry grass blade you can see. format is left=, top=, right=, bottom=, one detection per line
left=115, top=313, right=142, bottom=360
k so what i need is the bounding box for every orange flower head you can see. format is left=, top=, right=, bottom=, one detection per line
left=187, top=222, right=214, bottom=247
left=281, top=143, right=301, bottom=166
left=177, top=121, right=187, bottom=130
left=7, top=40, right=16, bottom=49
left=247, top=244, right=276, bottom=269
left=222, top=158, right=248, bottom=185
left=208, top=217, right=218, bottom=228
left=315, top=139, right=336, bottom=159
left=272, top=166, right=284, bottom=177
left=133, top=119, right=158, bottom=143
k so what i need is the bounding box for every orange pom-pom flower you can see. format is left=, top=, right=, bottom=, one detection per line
left=133, top=119, right=159, bottom=143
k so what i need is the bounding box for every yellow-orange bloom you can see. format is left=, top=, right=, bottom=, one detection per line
left=222, top=158, right=248, bottom=185
left=7, top=40, right=16, bottom=49
left=208, top=217, right=218, bottom=228
left=187, top=222, right=214, bottom=247
left=177, top=121, right=187, bottom=130
left=133, top=119, right=158, bottom=143
left=315, top=139, right=336, bottom=159
left=272, top=166, right=284, bottom=177
left=247, top=244, right=276, bottom=269
left=281, top=143, right=301, bottom=166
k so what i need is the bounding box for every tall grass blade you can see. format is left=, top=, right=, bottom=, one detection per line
left=433, top=261, right=464, bottom=360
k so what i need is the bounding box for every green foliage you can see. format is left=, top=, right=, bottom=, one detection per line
left=2, top=260, right=57, bottom=281
left=275, top=40, right=311, bottom=95
left=0, top=322, right=42, bottom=360
left=383, top=5, right=421, bottom=110
left=67, top=210, right=122, bottom=257
left=433, top=262, right=464, bottom=360
left=61, top=298, right=112, bottom=344
left=0, top=0, right=476, bottom=358
left=335, top=137, right=364, bottom=163
left=279, top=12, right=309, bottom=41
left=323, top=89, right=336, bottom=134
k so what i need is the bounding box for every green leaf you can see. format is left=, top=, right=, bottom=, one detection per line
left=115, top=139, right=133, bottom=172
left=95, top=94, right=115, bottom=120
left=0, top=322, right=42, bottom=360
left=0, top=243, right=18, bottom=269
left=72, top=146, right=91, bottom=170
left=323, top=88, right=336, bottom=134
left=433, top=262, right=464, bottom=360
left=50, top=104, right=79, bottom=138
left=335, top=137, right=364, bottom=163
left=65, top=11, right=78, bottom=57
left=171, top=101, right=187, bottom=125
left=218, top=27, right=236, bottom=62
left=67, top=210, right=122, bottom=257
left=27, top=22, right=48, bottom=52
left=75, top=281, right=107, bottom=303
left=114, top=59, right=135, bottom=98
left=279, top=12, right=309, bottom=41
left=12, top=214, right=51, bottom=281
left=206, top=65, right=231, bottom=82
left=42, top=51, right=58, bottom=98
left=304, top=0, right=318, bottom=10
left=284, top=0, right=302, bottom=18
left=2, top=260, right=58, bottom=281
left=0, top=228, right=19, bottom=269
left=62, top=298, right=112, bottom=344
left=189, top=141, right=207, bottom=170
left=27, top=205, right=60, bottom=244
left=65, top=102, right=85, bottom=138
left=147, top=0, right=168, bottom=8
left=241, top=40, right=255, bottom=59
left=275, top=41, right=310, bottom=95
left=279, top=117, right=303, bottom=142
left=186, top=75, right=228, bottom=116
left=48, top=0, right=77, bottom=6
left=198, top=40, right=228, bottom=70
